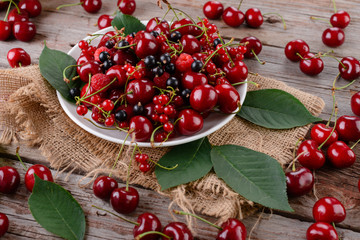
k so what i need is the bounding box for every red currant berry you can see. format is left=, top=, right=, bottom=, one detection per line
left=139, top=162, right=151, bottom=173
left=0, top=166, right=20, bottom=194
left=7, top=48, right=31, bottom=68
left=101, top=99, right=115, bottom=112
left=104, top=115, right=115, bottom=127
left=110, top=186, right=139, bottom=214
left=313, top=197, right=346, bottom=223
left=76, top=105, right=88, bottom=116
left=203, top=1, right=224, bottom=20
left=25, top=164, right=54, bottom=192
left=159, top=114, right=169, bottom=124
left=286, top=167, right=314, bottom=197
left=163, top=122, right=174, bottom=132
left=92, top=176, right=118, bottom=200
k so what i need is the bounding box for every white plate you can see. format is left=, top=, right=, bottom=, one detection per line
left=57, top=25, right=247, bottom=147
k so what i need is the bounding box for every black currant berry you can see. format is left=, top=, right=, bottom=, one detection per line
left=165, top=63, right=176, bottom=74
left=191, top=60, right=203, bottom=72
left=118, top=40, right=129, bottom=48
left=144, top=55, right=157, bottom=69
left=115, top=110, right=127, bottom=122
left=133, top=103, right=144, bottom=115
left=150, top=31, right=160, bottom=38
left=166, top=77, right=179, bottom=89
left=105, top=40, right=115, bottom=49
left=103, top=60, right=114, bottom=71
left=170, top=31, right=182, bottom=42
left=69, top=88, right=80, bottom=99
left=152, top=66, right=164, bottom=77
left=181, top=89, right=192, bottom=103
left=213, top=38, right=222, bottom=48
left=160, top=53, right=171, bottom=66
left=99, top=51, right=110, bottom=63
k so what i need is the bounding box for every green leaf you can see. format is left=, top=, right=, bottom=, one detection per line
left=211, top=145, right=293, bottom=212
left=155, top=137, right=213, bottom=191
left=237, top=89, right=321, bottom=129
left=39, top=44, right=79, bottom=103
left=28, top=175, right=86, bottom=240
left=111, top=12, right=146, bottom=35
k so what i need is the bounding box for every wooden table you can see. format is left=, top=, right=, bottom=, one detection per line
left=1, top=0, right=360, bottom=239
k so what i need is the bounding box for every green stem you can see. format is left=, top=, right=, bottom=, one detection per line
left=109, top=131, right=131, bottom=177
left=173, top=210, right=222, bottom=230
left=263, top=12, right=287, bottom=30
left=4, top=0, right=13, bottom=21
left=232, top=80, right=259, bottom=87
left=202, top=38, right=235, bottom=69
left=15, top=147, right=27, bottom=171
left=237, top=0, right=244, bottom=9
left=126, top=142, right=137, bottom=192
left=350, top=138, right=360, bottom=149
left=291, top=138, right=303, bottom=171
left=332, top=0, right=337, bottom=13
left=56, top=2, right=82, bottom=10
left=92, top=205, right=139, bottom=226
left=334, top=79, right=356, bottom=90
left=62, top=65, right=79, bottom=84
left=135, top=231, right=171, bottom=240
left=318, top=106, right=337, bottom=150
left=252, top=49, right=265, bottom=65
left=218, top=32, right=234, bottom=65
left=172, top=7, right=195, bottom=23
left=310, top=16, right=332, bottom=27
left=326, top=91, right=337, bottom=127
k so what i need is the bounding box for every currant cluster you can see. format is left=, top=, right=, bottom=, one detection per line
left=0, top=0, right=40, bottom=42
left=72, top=14, right=248, bottom=143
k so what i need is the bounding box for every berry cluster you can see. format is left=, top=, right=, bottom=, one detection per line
left=0, top=0, right=41, bottom=42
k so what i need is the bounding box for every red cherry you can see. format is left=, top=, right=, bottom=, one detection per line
left=215, top=84, right=240, bottom=114
left=299, top=52, right=324, bottom=76
left=223, top=60, right=248, bottom=84
left=181, top=72, right=208, bottom=90
left=327, top=141, right=356, bottom=168
left=177, top=109, right=204, bottom=136
left=284, top=39, right=310, bottom=62
left=135, top=32, right=159, bottom=58
left=25, top=164, right=54, bottom=192
left=310, top=123, right=338, bottom=147
left=82, top=0, right=102, bottom=13
left=110, top=186, right=139, bottom=214
left=245, top=8, right=263, bottom=28
left=203, top=1, right=223, bottom=20
left=330, top=10, right=350, bottom=29
left=19, top=0, right=42, bottom=18
left=335, top=115, right=360, bottom=142
left=106, top=65, right=127, bottom=87
left=222, top=7, right=244, bottom=28
left=146, top=17, right=169, bottom=33
left=92, top=176, right=118, bottom=200
left=0, top=20, right=12, bottom=41
left=118, top=0, right=136, bottom=15
left=126, top=79, right=155, bottom=105
left=286, top=167, right=314, bottom=197
left=313, top=197, right=346, bottom=223
left=297, top=140, right=325, bottom=170
left=216, top=218, right=247, bottom=240
left=13, top=21, right=36, bottom=42
left=170, top=18, right=194, bottom=36
left=181, top=34, right=201, bottom=55
left=162, top=222, right=193, bottom=240
left=322, top=27, right=345, bottom=47
left=97, top=14, right=114, bottom=29
left=129, top=116, right=153, bottom=142
left=351, top=92, right=360, bottom=116
left=338, top=56, right=360, bottom=81
left=112, top=50, right=137, bottom=66
left=306, top=222, right=338, bottom=240
left=190, top=84, right=218, bottom=113
left=7, top=8, right=29, bottom=24
left=133, top=213, right=162, bottom=240
left=0, top=166, right=20, bottom=194
left=7, top=48, right=31, bottom=68
left=0, top=213, right=9, bottom=238
left=239, top=36, right=262, bottom=59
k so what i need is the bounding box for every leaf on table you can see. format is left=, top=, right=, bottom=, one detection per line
left=155, top=137, right=213, bottom=191
left=237, top=89, right=321, bottom=129
left=111, top=12, right=146, bottom=35
left=28, top=175, right=86, bottom=240
left=39, top=43, right=79, bottom=103
left=211, top=145, right=293, bottom=212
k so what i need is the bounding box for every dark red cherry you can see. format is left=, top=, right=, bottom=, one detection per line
left=297, top=140, right=325, bottom=170
left=118, top=0, right=136, bottom=15
left=112, top=50, right=137, bottom=66
left=129, top=116, right=153, bottom=142
left=335, top=115, right=360, bottom=142
left=82, top=0, right=102, bottom=13
left=181, top=35, right=201, bottom=55
left=162, top=222, right=193, bottom=240
left=223, top=60, right=248, bottom=84
left=110, top=186, right=139, bottom=214
left=322, top=27, right=345, bottom=47
left=330, top=10, right=350, bottom=29
left=0, top=20, right=11, bottom=41
left=7, top=8, right=29, bottom=24
left=239, top=36, right=262, bottom=58
left=182, top=72, right=208, bottom=90
left=13, top=21, right=36, bottom=42
left=286, top=167, right=314, bottom=197
left=126, top=79, right=155, bottom=105
left=245, top=8, right=263, bottom=28
left=97, top=31, right=118, bottom=48
left=19, top=0, right=42, bottom=18
left=222, top=7, right=244, bottom=28
left=93, top=176, right=118, bottom=200
left=78, top=60, right=102, bottom=82
left=216, top=218, right=247, bottom=240
left=25, top=164, right=54, bottom=192
left=171, top=18, right=194, bottom=36
left=97, top=14, right=114, bottom=29
left=146, top=17, right=169, bottom=33
left=0, top=213, right=9, bottom=238
left=327, top=141, right=356, bottom=168
left=338, top=56, right=360, bottom=81
left=7, top=48, right=31, bottom=68
left=351, top=92, right=360, bottom=116
left=306, top=222, right=338, bottom=240
left=215, top=84, right=240, bottom=114
left=0, top=166, right=20, bottom=194
left=190, top=84, right=218, bottom=113
left=135, top=32, right=158, bottom=58
left=177, top=109, right=204, bottom=136
left=299, top=52, right=324, bottom=76
left=106, top=65, right=127, bottom=87
left=313, top=197, right=346, bottom=223
left=133, top=213, right=162, bottom=240
left=203, top=1, right=224, bottom=20
left=284, top=39, right=310, bottom=62
left=310, top=123, right=338, bottom=147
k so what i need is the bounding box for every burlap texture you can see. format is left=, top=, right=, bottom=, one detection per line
left=0, top=65, right=325, bottom=223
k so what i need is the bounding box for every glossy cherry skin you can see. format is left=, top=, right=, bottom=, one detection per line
left=0, top=20, right=12, bottom=41
left=106, top=65, right=127, bottom=87
left=133, top=213, right=162, bottom=240
left=97, top=14, right=114, bottom=29
left=177, top=109, right=204, bottom=136
left=7, top=8, right=29, bottom=24
left=146, top=17, right=169, bottom=33
left=78, top=60, right=102, bottom=82
left=25, top=164, right=54, bottom=192
left=330, top=10, right=350, bottom=29
left=310, top=123, right=338, bottom=147
left=92, top=176, right=118, bottom=200
left=182, top=72, right=208, bottom=90
left=110, top=186, right=139, bottom=214
left=327, top=141, right=356, bottom=168
left=222, top=7, right=244, bottom=28
left=313, top=197, right=346, bottom=223
left=0, top=166, right=20, bottom=194
left=245, top=8, right=263, bottom=28
left=203, top=1, right=223, bottom=20
left=239, top=36, right=262, bottom=58
left=335, top=115, right=360, bottom=142
left=0, top=213, right=9, bottom=237
left=118, top=0, right=136, bottom=15
left=216, top=218, right=247, bottom=240
left=162, top=222, right=193, bottom=240
left=129, top=116, right=153, bottom=142
left=7, top=48, right=31, bottom=68
left=171, top=18, right=194, bottom=36
left=215, top=84, right=240, bottom=113
left=306, top=222, right=339, bottom=240
left=338, top=56, right=360, bottom=81
left=13, top=21, right=36, bottom=42
left=322, top=27, right=345, bottom=47
left=126, top=79, right=155, bottom=105
left=297, top=140, right=325, bottom=170
left=284, top=39, right=310, bottom=62
left=299, top=52, right=324, bottom=76
left=19, top=0, right=42, bottom=18
left=286, top=167, right=314, bottom=197
left=135, top=32, right=158, bottom=58
left=82, top=0, right=102, bottom=13
left=190, top=84, right=218, bottom=112
left=112, top=50, right=137, bottom=66
left=351, top=92, right=360, bottom=116
left=181, top=35, right=201, bottom=55
left=223, top=60, right=248, bottom=84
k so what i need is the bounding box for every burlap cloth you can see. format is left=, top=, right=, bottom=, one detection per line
left=0, top=65, right=324, bottom=223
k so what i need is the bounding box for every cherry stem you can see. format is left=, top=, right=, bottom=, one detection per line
left=296, top=52, right=304, bottom=60
left=252, top=49, right=265, bottom=65
left=291, top=138, right=303, bottom=171
left=62, top=65, right=79, bottom=84
left=15, top=147, right=28, bottom=171
left=202, top=38, right=235, bottom=70
left=322, top=52, right=346, bottom=69
left=263, top=12, right=287, bottom=30
left=237, top=0, right=244, bottom=10
left=310, top=16, right=332, bottom=27
left=326, top=90, right=337, bottom=127
left=334, top=79, right=356, bottom=90
left=331, top=222, right=342, bottom=240
left=3, top=0, right=13, bottom=21
left=172, top=8, right=196, bottom=23
left=332, top=0, right=337, bottom=13
left=79, top=78, right=117, bottom=104
left=170, top=23, right=203, bottom=33
left=218, top=32, right=235, bottom=66
left=56, top=2, right=82, bottom=10
left=318, top=106, right=338, bottom=150
left=232, top=80, right=259, bottom=88
left=114, top=43, right=136, bottom=50
left=135, top=231, right=171, bottom=240
left=350, top=138, right=360, bottom=149
left=84, top=118, right=128, bottom=132
left=109, top=132, right=131, bottom=178
left=173, top=210, right=222, bottom=230
left=126, top=142, right=137, bottom=192
left=92, top=205, right=139, bottom=226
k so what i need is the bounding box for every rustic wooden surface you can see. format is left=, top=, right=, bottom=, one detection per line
left=1, top=0, right=360, bottom=239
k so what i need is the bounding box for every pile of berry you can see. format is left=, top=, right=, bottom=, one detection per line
left=71, top=16, right=248, bottom=143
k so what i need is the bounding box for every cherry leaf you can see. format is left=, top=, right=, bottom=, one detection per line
left=111, top=11, right=146, bottom=35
